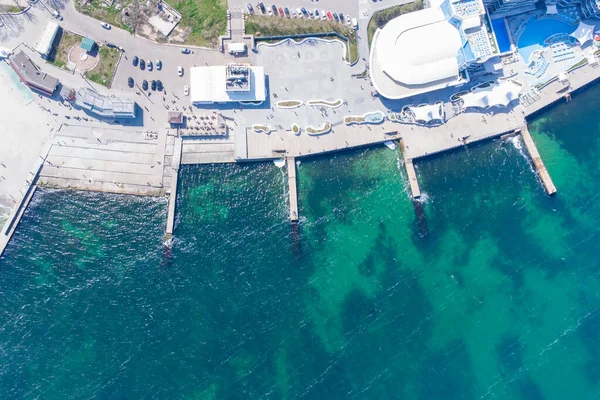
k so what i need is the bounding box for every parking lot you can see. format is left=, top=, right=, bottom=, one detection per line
left=227, top=0, right=359, bottom=22
left=111, top=46, right=235, bottom=99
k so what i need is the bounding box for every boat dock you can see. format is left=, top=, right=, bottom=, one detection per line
left=287, top=157, right=299, bottom=222
left=404, top=159, right=421, bottom=199
left=519, top=126, right=557, bottom=195
left=166, top=137, right=183, bottom=237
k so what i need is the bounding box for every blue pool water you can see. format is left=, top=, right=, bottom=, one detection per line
left=492, top=18, right=511, bottom=53
left=518, top=17, right=576, bottom=63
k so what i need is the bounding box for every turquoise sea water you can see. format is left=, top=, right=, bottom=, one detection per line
left=2, top=87, right=600, bottom=398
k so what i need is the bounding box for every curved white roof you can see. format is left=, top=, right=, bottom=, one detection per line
left=373, top=8, right=462, bottom=86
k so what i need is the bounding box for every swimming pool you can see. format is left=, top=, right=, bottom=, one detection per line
left=491, top=18, right=511, bottom=53
left=518, top=17, right=576, bottom=63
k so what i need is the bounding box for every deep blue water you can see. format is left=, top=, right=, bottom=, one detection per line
left=2, top=85, right=600, bottom=398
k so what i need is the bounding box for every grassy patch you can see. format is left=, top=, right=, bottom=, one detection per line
left=246, top=15, right=358, bottom=63
left=75, top=0, right=132, bottom=31
left=367, top=1, right=423, bottom=48
left=170, top=0, right=227, bottom=46
left=3, top=5, right=23, bottom=12
left=85, top=46, right=121, bottom=87
left=48, top=29, right=81, bottom=70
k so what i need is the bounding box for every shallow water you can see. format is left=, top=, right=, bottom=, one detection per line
left=2, top=86, right=600, bottom=399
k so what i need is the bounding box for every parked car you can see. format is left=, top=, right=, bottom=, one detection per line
left=226, top=9, right=231, bottom=19
left=333, top=13, right=339, bottom=22
left=308, top=9, right=314, bottom=18
left=147, top=60, right=153, bottom=71
left=291, top=8, right=296, bottom=17
left=321, top=9, right=326, bottom=19
left=301, top=7, right=308, bottom=17
left=295, top=8, right=302, bottom=17
left=326, top=11, right=333, bottom=21
left=247, top=3, right=253, bottom=13
left=184, top=85, right=189, bottom=96
left=132, top=56, right=139, bottom=67
left=156, top=80, right=163, bottom=91
left=278, top=7, right=284, bottom=16
left=180, top=48, right=190, bottom=54
left=139, top=59, right=145, bottom=70
left=151, top=80, right=156, bottom=91
left=351, top=17, right=358, bottom=29
left=142, top=80, right=148, bottom=91
left=257, top=2, right=265, bottom=13
left=339, top=13, right=344, bottom=23
left=101, top=22, right=111, bottom=29
left=345, top=15, right=351, bottom=24
left=128, top=77, right=134, bottom=87
left=271, top=5, right=277, bottom=15
left=313, top=8, right=319, bottom=19
left=283, top=7, right=290, bottom=16
left=156, top=60, right=162, bottom=70
left=178, top=66, right=183, bottom=76
left=266, top=5, right=272, bottom=14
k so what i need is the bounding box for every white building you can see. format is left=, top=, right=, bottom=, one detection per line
left=35, top=21, right=60, bottom=59
left=189, top=64, right=266, bottom=105
left=370, top=0, right=498, bottom=100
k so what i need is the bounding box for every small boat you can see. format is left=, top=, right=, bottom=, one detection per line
left=273, top=158, right=285, bottom=168
left=384, top=140, right=397, bottom=150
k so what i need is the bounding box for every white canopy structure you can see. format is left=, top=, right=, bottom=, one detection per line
left=460, top=81, right=522, bottom=109
left=570, top=21, right=595, bottom=46
left=409, top=103, right=445, bottom=122
left=546, top=4, right=558, bottom=14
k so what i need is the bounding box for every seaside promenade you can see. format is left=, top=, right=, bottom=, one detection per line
left=2, top=0, right=600, bottom=255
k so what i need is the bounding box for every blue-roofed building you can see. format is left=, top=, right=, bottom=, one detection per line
left=81, top=37, right=96, bottom=53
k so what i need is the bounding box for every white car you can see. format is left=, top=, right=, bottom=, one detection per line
left=267, top=5, right=272, bottom=14
left=101, top=22, right=111, bottom=29
left=346, top=15, right=351, bottom=25
left=184, top=85, right=189, bottom=96
left=291, top=8, right=296, bottom=17
left=178, top=66, right=183, bottom=76
left=321, top=9, right=326, bottom=20
left=296, top=8, right=302, bottom=18
left=313, top=8, right=319, bottom=19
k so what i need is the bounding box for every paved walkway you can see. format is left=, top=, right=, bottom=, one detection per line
left=38, top=125, right=175, bottom=196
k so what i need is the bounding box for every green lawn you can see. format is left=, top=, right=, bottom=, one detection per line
left=367, top=1, right=423, bottom=48
left=4, top=5, right=23, bottom=12
left=170, top=0, right=228, bottom=46
left=246, top=15, right=358, bottom=64
left=85, top=46, right=121, bottom=88
left=49, top=30, right=81, bottom=70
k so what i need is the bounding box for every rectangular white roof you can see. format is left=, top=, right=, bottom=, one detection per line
left=189, top=66, right=266, bottom=104
left=36, top=21, right=59, bottom=57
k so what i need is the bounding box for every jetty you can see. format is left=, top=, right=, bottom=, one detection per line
left=287, top=157, right=299, bottom=222
left=166, top=137, right=183, bottom=237
left=519, top=126, right=557, bottom=195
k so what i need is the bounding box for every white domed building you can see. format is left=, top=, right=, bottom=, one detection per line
left=369, top=0, right=498, bottom=99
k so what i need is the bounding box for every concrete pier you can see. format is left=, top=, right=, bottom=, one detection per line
left=287, top=157, right=299, bottom=222
left=166, top=137, right=183, bottom=237
left=404, top=159, right=421, bottom=199
left=520, top=126, right=557, bottom=195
